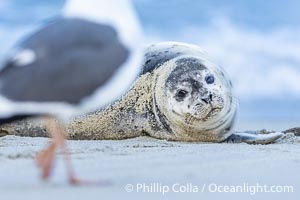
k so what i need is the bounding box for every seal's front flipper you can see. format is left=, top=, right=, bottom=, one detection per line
left=225, top=132, right=283, bottom=144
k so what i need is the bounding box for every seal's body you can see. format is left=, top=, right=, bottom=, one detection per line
left=67, top=42, right=237, bottom=142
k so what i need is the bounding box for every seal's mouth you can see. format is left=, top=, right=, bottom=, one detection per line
left=192, top=102, right=223, bottom=117
left=203, top=107, right=222, bottom=119
left=185, top=106, right=223, bottom=124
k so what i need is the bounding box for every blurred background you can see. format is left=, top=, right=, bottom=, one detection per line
left=0, top=0, right=299, bottom=130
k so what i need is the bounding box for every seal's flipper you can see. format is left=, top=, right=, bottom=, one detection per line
left=225, top=132, right=283, bottom=144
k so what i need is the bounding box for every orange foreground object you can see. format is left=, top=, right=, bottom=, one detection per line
left=35, top=117, right=108, bottom=185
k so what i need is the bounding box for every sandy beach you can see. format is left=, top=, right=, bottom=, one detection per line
left=0, top=134, right=299, bottom=200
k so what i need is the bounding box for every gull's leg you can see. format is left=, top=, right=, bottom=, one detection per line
left=36, top=117, right=65, bottom=180
left=36, top=117, right=109, bottom=185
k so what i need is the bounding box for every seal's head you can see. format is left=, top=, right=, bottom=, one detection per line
left=166, top=57, right=228, bottom=122
left=155, top=54, right=237, bottom=142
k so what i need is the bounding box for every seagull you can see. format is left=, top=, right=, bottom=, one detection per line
left=0, top=0, right=143, bottom=184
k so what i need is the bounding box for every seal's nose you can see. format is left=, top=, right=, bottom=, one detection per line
left=201, top=94, right=213, bottom=104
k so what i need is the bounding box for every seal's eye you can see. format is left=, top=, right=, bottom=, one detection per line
left=205, top=75, right=215, bottom=84
left=176, top=89, right=188, bottom=98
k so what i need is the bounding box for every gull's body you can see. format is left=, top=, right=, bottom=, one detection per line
left=0, top=0, right=143, bottom=183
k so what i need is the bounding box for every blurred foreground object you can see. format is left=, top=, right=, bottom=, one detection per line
left=0, top=0, right=143, bottom=184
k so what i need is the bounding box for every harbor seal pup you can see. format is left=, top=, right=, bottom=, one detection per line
left=135, top=42, right=237, bottom=142
left=0, top=42, right=283, bottom=144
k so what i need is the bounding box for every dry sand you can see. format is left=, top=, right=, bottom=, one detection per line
left=0, top=134, right=299, bottom=200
